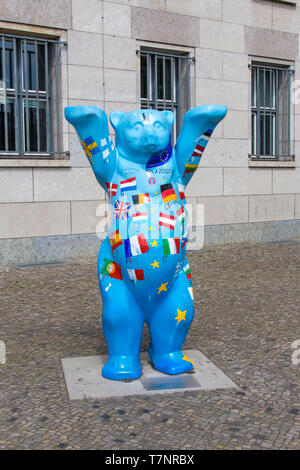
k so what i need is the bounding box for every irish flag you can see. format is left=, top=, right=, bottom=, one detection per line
left=124, top=234, right=149, bottom=258
left=162, top=238, right=180, bottom=256
left=159, top=212, right=176, bottom=230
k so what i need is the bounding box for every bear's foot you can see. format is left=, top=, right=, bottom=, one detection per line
left=148, top=347, right=195, bottom=375
left=102, top=355, right=142, bottom=381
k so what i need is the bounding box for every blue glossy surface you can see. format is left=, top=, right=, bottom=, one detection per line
left=65, top=105, right=227, bottom=380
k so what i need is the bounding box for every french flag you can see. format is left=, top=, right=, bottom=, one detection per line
left=124, top=234, right=149, bottom=258
left=120, top=177, right=137, bottom=194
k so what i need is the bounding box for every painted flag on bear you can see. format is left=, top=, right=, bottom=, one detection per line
left=184, top=163, right=198, bottom=176
left=176, top=206, right=185, bottom=223
left=159, top=212, right=176, bottom=231
left=160, top=183, right=177, bottom=203
left=105, top=182, right=118, bottom=197
left=120, top=177, right=137, bottom=194
left=188, top=286, right=194, bottom=300
left=101, top=258, right=123, bottom=280
left=162, top=238, right=180, bottom=256
left=177, top=183, right=186, bottom=203
left=132, top=212, right=148, bottom=222
left=100, top=136, right=114, bottom=160
left=183, top=262, right=191, bottom=280
left=81, top=136, right=100, bottom=163
left=132, top=193, right=151, bottom=206
left=146, top=137, right=172, bottom=169
left=113, top=200, right=131, bottom=220
left=124, top=233, right=149, bottom=258
left=127, top=268, right=145, bottom=284
left=109, top=230, right=123, bottom=251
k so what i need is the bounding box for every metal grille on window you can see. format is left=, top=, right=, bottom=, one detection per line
left=138, top=50, right=193, bottom=139
left=250, top=63, right=294, bottom=160
left=0, top=33, right=67, bottom=158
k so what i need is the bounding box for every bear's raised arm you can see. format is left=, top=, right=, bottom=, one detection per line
left=175, top=105, right=227, bottom=186
left=65, top=106, right=116, bottom=188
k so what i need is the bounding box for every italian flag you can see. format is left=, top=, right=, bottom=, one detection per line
left=162, top=238, right=180, bottom=256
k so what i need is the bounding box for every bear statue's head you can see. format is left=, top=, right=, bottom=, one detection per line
left=109, top=109, right=174, bottom=162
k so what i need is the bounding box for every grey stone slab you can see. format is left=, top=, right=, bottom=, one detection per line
left=0, top=237, right=36, bottom=266
left=36, top=233, right=102, bottom=263
left=245, top=26, right=298, bottom=61
left=61, top=350, right=238, bottom=400
left=273, top=219, right=300, bottom=241
left=204, top=224, right=225, bottom=247
left=131, top=7, right=199, bottom=46
left=224, top=222, right=275, bottom=244
left=0, top=0, right=72, bottom=29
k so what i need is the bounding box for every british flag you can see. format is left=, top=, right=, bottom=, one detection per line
left=113, top=200, right=131, bottom=220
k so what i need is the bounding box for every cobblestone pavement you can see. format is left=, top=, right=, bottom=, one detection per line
left=0, top=242, right=299, bottom=450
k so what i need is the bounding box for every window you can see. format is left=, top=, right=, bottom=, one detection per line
left=250, top=62, right=294, bottom=159
left=139, top=49, right=193, bottom=139
left=0, top=33, right=66, bottom=158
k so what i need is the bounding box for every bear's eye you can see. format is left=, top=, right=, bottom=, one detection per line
left=133, top=122, right=143, bottom=131
left=154, top=121, right=163, bottom=130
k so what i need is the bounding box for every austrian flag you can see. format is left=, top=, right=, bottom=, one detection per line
left=132, top=212, right=148, bottom=222
left=159, top=212, right=176, bottom=231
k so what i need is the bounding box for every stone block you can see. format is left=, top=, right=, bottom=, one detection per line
left=72, top=0, right=102, bottom=33
left=224, top=168, right=272, bottom=196
left=103, top=36, right=136, bottom=70
left=166, top=0, right=222, bottom=20
left=68, top=30, right=102, bottom=67
left=273, top=168, right=300, bottom=194
left=249, top=194, right=295, bottom=222
left=195, top=48, right=222, bottom=80
left=0, top=202, right=71, bottom=239
left=185, top=168, right=223, bottom=197
left=223, top=0, right=272, bottom=29
left=196, top=78, right=248, bottom=111
left=199, top=139, right=249, bottom=168
left=223, top=110, right=249, bottom=140
left=245, top=26, right=298, bottom=61
left=197, top=196, right=249, bottom=225
left=36, top=233, right=101, bottom=262
left=0, top=237, right=36, bottom=266
left=131, top=7, right=199, bottom=46
left=222, top=52, right=249, bottom=83
left=0, top=169, right=33, bottom=203
left=199, top=19, right=244, bottom=53
left=103, top=1, right=131, bottom=37
left=33, top=168, right=105, bottom=202
left=104, top=69, right=137, bottom=102
left=68, top=65, right=104, bottom=101
left=71, top=200, right=106, bottom=235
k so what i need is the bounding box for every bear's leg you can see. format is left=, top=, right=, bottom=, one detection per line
left=147, top=265, right=194, bottom=375
left=98, top=239, right=144, bottom=380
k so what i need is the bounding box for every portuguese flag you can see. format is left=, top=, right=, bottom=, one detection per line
left=101, top=258, right=123, bottom=280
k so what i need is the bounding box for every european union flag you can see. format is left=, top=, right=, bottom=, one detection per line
left=146, top=137, right=172, bottom=170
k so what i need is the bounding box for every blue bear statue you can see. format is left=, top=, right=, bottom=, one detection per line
left=65, top=105, right=227, bottom=380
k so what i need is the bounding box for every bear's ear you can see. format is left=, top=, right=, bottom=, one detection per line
left=109, top=111, right=125, bottom=131
left=162, top=110, right=175, bottom=128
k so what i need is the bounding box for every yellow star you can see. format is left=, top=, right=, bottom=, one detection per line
left=150, top=240, right=158, bottom=247
left=151, top=260, right=159, bottom=269
left=182, top=353, right=195, bottom=369
left=158, top=282, right=168, bottom=294
left=149, top=226, right=152, bottom=231
left=175, top=309, right=187, bottom=324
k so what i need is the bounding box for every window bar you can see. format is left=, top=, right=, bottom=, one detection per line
left=146, top=53, right=150, bottom=109
left=44, top=41, right=50, bottom=153
left=35, top=40, right=40, bottom=152
left=186, top=57, right=190, bottom=110
left=153, top=53, right=158, bottom=110
left=2, top=36, right=9, bottom=152
left=24, top=39, right=30, bottom=152
left=13, top=36, right=19, bottom=153
left=162, top=55, right=166, bottom=110
left=256, top=66, right=260, bottom=157
left=288, top=70, right=291, bottom=157
left=55, top=42, right=60, bottom=156
left=177, top=57, right=182, bottom=138
left=281, top=69, right=284, bottom=156
left=275, top=68, right=279, bottom=158
left=269, top=69, right=273, bottom=156
left=263, top=68, right=266, bottom=156
left=170, top=56, right=175, bottom=115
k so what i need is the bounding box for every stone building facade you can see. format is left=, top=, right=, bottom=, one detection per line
left=0, top=0, right=299, bottom=265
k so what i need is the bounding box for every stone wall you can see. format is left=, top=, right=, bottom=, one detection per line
left=0, top=0, right=300, bottom=264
